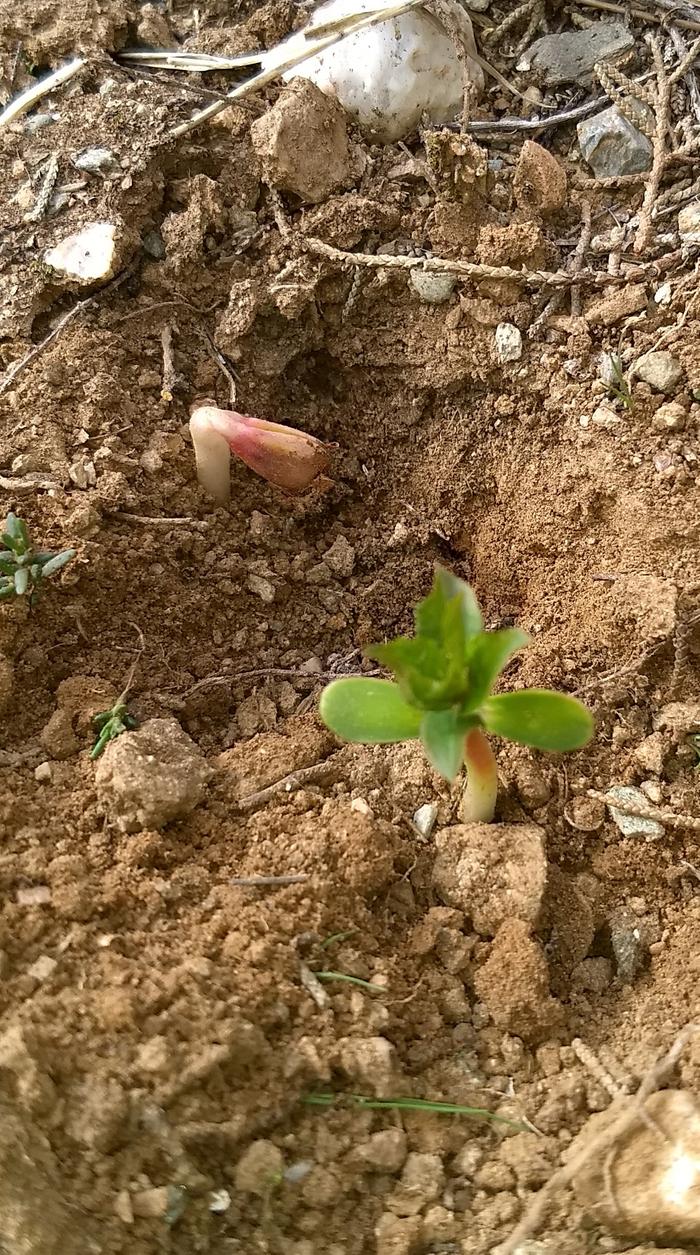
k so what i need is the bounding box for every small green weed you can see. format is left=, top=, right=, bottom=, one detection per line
left=91, top=699, right=137, bottom=759
left=319, top=566, right=593, bottom=821
left=0, top=512, right=75, bottom=603
left=313, top=970, right=385, bottom=993
left=607, top=351, right=633, bottom=411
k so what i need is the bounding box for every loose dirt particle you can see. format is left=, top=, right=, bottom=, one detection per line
left=473, top=919, right=563, bottom=1040
left=432, top=823, right=546, bottom=935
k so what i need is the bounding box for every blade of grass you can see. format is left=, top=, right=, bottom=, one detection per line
left=303, top=1093, right=523, bottom=1126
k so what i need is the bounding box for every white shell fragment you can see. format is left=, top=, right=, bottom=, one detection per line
left=283, top=0, right=483, bottom=142
left=495, top=323, right=523, bottom=363
left=44, top=222, right=117, bottom=282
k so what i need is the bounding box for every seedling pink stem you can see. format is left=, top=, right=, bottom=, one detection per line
left=189, top=405, right=330, bottom=503
left=462, top=727, right=498, bottom=823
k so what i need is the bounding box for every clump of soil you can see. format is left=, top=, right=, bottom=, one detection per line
left=2, top=1, right=700, bottom=1253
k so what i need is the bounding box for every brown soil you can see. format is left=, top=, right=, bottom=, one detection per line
left=2, top=3, right=700, bottom=1254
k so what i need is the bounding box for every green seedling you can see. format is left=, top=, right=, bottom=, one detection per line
left=608, top=350, right=633, bottom=411
left=304, top=1093, right=523, bottom=1127
left=91, top=698, right=137, bottom=759
left=0, top=512, right=75, bottom=603
left=319, top=566, right=593, bottom=823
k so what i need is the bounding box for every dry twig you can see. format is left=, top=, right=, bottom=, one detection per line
left=0, top=56, right=85, bottom=129
left=230, top=874, right=310, bottom=886
left=24, top=153, right=59, bottom=223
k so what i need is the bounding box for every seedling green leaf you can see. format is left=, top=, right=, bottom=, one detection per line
left=91, top=701, right=138, bottom=759
left=420, top=708, right=469, bottom=780
left=319, top=678, right=422, bottom=743
left=319, top=566, right=593, bottom=822
left=0, top=512, right=75, bottom=604
left=480, top=689, right=594, bottom=751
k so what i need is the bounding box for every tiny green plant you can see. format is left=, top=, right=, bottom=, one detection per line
left=319, top=566, right=593, bottom=822
left=91, top=698, right=137, bottom=759
left=0, top=512, right=75, bottom=603
left=608, top=350, right=633, bottom=411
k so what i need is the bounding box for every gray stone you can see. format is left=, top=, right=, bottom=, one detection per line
left=634, top=350, right=684, bottom=393
left=495, top=322, right=522, bottom=363
left=409, top=270, right=456, bottom=303
left=607, top=785, right=664, bottom=840
left=578, top=105, right=653, bottom=178
left=518, top=21, right=634, bottom=85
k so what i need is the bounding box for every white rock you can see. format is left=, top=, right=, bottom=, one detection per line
left=634, top=350, right=684, bottom=393
left=591, top=405, right=621, bottom=428
left=678, top=201, right=700, bottom=240
left=283, top=0, right=483, bottom=142
left=495, top=323, right=523, bottom=363
left=573, top=1090, right=700, bottom=1243
left=413, top=802, right=438, bottom=838
left=606, top=785, right=664, bottom=840
left=208, top=1189, right=231, bottom=1213
left=27, top=956, right=57, bottom=982
left=654, top=282, right=672, bottom=304
left=45, top=222, right=117, bottom=282
left=409, top=270, right=455, bottom=304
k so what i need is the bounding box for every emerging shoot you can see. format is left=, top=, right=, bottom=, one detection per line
left=0, top=512, right=75, bottom=603
left=91, top=698, right=137, bottom=759
left=319, top=567, right=593, bottom=823
left=189, top=405, right=330, bottom=504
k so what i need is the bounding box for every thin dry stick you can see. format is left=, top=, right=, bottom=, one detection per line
left=0, top=56, right=85, bottom=128
left=570, top=199, right=593, bottom=317
left=160, top=325, right=176, bottom=402
left=237, top=759, right=341, bottom=813
left=576, top=0, right=700, bottom=33
left=301, top=235, right=660, bottom=289
left=494, top=1025, right=699, bottom=1255
left=668, top=603, right=700, bottom=698
left=0, top=269, right=131, bottom=397
left=590, top=789, right=700, bottom=832
left=572, top=1038, right=630, bottom=1098
left=230, top=873, right=310, bottom=886
left=111, top=512, right=211, bottom=531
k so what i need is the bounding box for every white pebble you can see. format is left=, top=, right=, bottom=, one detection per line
left=45, top=222, right=117, bottom=282
left=495, top=323, right=523, bottom=363
left=409, top=270, right=456, bottom=304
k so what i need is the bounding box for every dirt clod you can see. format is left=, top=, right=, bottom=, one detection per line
left=234, top=1139, right=284, bottom=1195
left=251, top=80, right=364, bottom=204
left=473, top=918, right=563, bottom=1040
left=513, top=140, right=567, bottom=215
left=95, top=717, right=213, bottom=832
left=432, top=823, right=546, bottom=935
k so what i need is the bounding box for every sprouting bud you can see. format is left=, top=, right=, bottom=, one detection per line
left=189, top=405, right=330, bottom=504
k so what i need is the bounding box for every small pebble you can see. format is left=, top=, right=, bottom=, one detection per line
left=606, top=785, right=664, bottom=840
left=634, top=350, right=684, bottom=394
left=208, top=1188, right=231, bottom=1212
left=409, top=270, right=456, bottom=304
left=27, top=955, right=58, bottom=982
left=34, top=761, right=52, bottom=783
left=413, top=802, right=438, bottom=838
left=495, top=323, right=523, bottom=363
left=16, top=885, right=52, bottom=906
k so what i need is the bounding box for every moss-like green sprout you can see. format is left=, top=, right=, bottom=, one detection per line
left=0, top=512, right=75, bottom=603
left=319, top=566, right=593, bottom=822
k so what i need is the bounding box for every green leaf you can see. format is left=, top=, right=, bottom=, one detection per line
left=462, top=628, right=529, bottom=712
left=319, top=678, right=422, bottom=744
left=0, top=581, right=16, bottom=600
left=420, top=709, right=467, bottom=780
left=415, top=565, right=482, bottom=643
left=40, top=549, right=76, bottom=578
left=367, top=636, right=465, bottom=709
left=4, top=514, right=29, bottom=553
left=13, top=567, right=29, bottom=596
left=480, top=689, right=594, bottom=751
